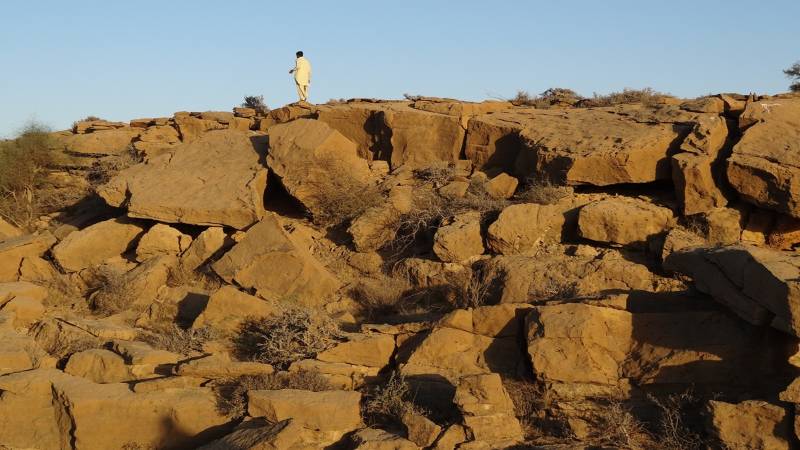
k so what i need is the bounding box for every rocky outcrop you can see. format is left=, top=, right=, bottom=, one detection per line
left=0, top=233, right=56, bottom=282
left=727, top=98, right=800, bottom=217
left=706, top=400, right=792, bottom=450
left=267, top=119, right=374, bottom=218
left=516, top=107, right=692, bottom=186
left=665, top=244, right=800, bottom=336
left=432, top=212, right=484, bottom=262
left=99, top=129, right=268, bottom=229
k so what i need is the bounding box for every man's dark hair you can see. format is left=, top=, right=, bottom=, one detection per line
left=296, top=51, right=303, bottom=57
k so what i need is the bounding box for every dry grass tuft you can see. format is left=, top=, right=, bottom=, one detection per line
left=166, top=264, right=222, bottom=291
left=350, top=273, right=413, bottom=320
left=87, top=145, right=143, bottom=187
left=216, top=370, right=332, bottom=417
left=141, top=324, right=217, bottom=354
left=363, top=372, right=425, bottom=425
left=234, top=306, right=343, bottom=370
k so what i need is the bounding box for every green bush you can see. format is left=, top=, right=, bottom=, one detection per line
left=785, top=61, right=800, bottom=92
left=0, top=122, right=56, bottom=227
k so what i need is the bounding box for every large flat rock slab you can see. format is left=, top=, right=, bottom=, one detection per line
left=99, top=129, right=268, bottom=229
left=727, top=97, right=800, bottom=217
left=516, top=107, right=691, bottom=185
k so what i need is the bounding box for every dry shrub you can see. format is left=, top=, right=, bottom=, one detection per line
left=648, top=391, right=705, bottom=450
left=307, top=160, right=385, bottom=228
left=166, top=264, right=222, bottom=291
left=584, top=87, right=670, bottom=107
left=512, top=88, right=583, bottom=108
left=241, top=95, right=268, bottom=114
left=390, top=174, right=507, bottom=254
left=234, top=306, right=343, bottom=370
left=590, top=401, right=654, bottom=450
left=363, top=372, right=425, bottom=425
left=531, top=278, right=580, bottom=302
left=450, top=263, right=498, bottom=309
left=88, top=266, right=136, bottom=315
left=504, top=378, right=542, bottom=435
left=216, top=370, right=332, bottom=417
left=141, top=324, right=217, bottom=354
left=0, top=122, right=57, bottom=228
left=350, top=273, right=412, bottom=320
left=516, top=179, right=573, bottom=205
left=87, top=145, right=143, bottom=187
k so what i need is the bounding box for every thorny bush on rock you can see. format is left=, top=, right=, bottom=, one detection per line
left=234, top=306, right=344, bottom=370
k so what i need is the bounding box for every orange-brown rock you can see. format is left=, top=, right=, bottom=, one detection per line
left=727, top=98, right=800, bottom=217
left=0, top=233, right=57, bottom=281
left=212, top=213, right=341, bottom=306
left=706, top=400, right=791, bottom=450
left=99, top=130, right=268, bottom=229
left=578, top=197, right=674, bottom=246
left=51, top=218, right=145, bottom=272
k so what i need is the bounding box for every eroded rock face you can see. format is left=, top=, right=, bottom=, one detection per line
left=58, top=128, right=141, bottom=155
left=267, top=119, right=374, bottom=219
left=578, top=197, right=674, bottom=246
left=248, top=389, right=362, bottom=446
left=211, top=213, right=340, bottom=306
left=525, top=299, right=790, bottom=393
left=487, top=203, right=571, bottom=255
left=516, top=107, right=691, bottom=186
left=0, top=369, right=230, bottom=450
left=671, top=115, right=729, bottom=215
left=454, top=373, right=524, bottom=447
left=727, top=98, right=800, bottom=217
left=99, top=129, right=268, bottom=229
left=706, top=400, right=791, bottom=450
left=0, top=233, right=56, bottom=282
left=665, top=244, right=800, bottom=336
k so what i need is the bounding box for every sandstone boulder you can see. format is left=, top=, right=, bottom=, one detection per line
left=173, top=114, right=226, bottom=142
left=432, top=212, right=484, bottom=262
left=133, top=124, right=180, bottom=157
left=578, top=197, right=673, bottom=245
left=484, top=172, right=518, bottom=199
left=402, top=410, right=442, bottom=448
left=248, top=389, right=362, bottom=445
left=727, top=98, right=800, bottom=217
left=64, top=349, right=131, bottom=383
left=135, top=223, right=192, bottom=262
left=52, top=218, right=145, bottom=272
left=212, top=214, right=340, bottom=306
left=99, top=130, right=268, bottom=229
left=352, top=427, right=420, bottom=450
left=176, top=354, right=274, bottom=378
left=454, top=373, right=524, bottom=447
left=316, top=333, right=395, bottom=368
left=348, top=204, right=400, bottom=252
left=60, top=128, right=141, bottom=155
left=487, top=203, right=569, bottom=254
left=0, top=233, right=56, bottom=282
left=464, top=109, right=532, bottom=169
left=381, top=104, right=466, bottom=168
left=192, top=286, right=276, bottom=334
left=267, top=119, right=374, bottom=219
left=706, top=400, right=791, bottom=450
left=180, top=226, right=229, bottom=270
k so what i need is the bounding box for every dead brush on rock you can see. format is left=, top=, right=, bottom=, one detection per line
left=516, top=179, right=573, bottom=205
left=141, top=324, right=217, bottom=354
left=87, top=145, right=143, bottom=187
left=582, top=87, right=671, bottom=107
left=166, top=264, right=222, bottom=291
left=589, top=400, right=654, bottom=450
left=215, top=370, right=332, bottom=418
left=363, top=372, right=426, bottom=426
left=647, top=391, right=706, bottom=450
left=350, top=273, right=413, bottom=320
left=306, top=160, right=386, bottom=228
left=87, top=265, right=136, bottom=315
left=234, top=306, right=344, bottom=370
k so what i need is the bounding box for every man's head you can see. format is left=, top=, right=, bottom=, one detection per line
left=296, top=51, right=303, bottom=58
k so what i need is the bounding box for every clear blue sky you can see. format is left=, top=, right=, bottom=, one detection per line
left=1, top=0, right=798, bottom=137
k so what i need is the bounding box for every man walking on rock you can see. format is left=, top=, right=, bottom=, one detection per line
left=289, top=51, right=312, bottom=103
